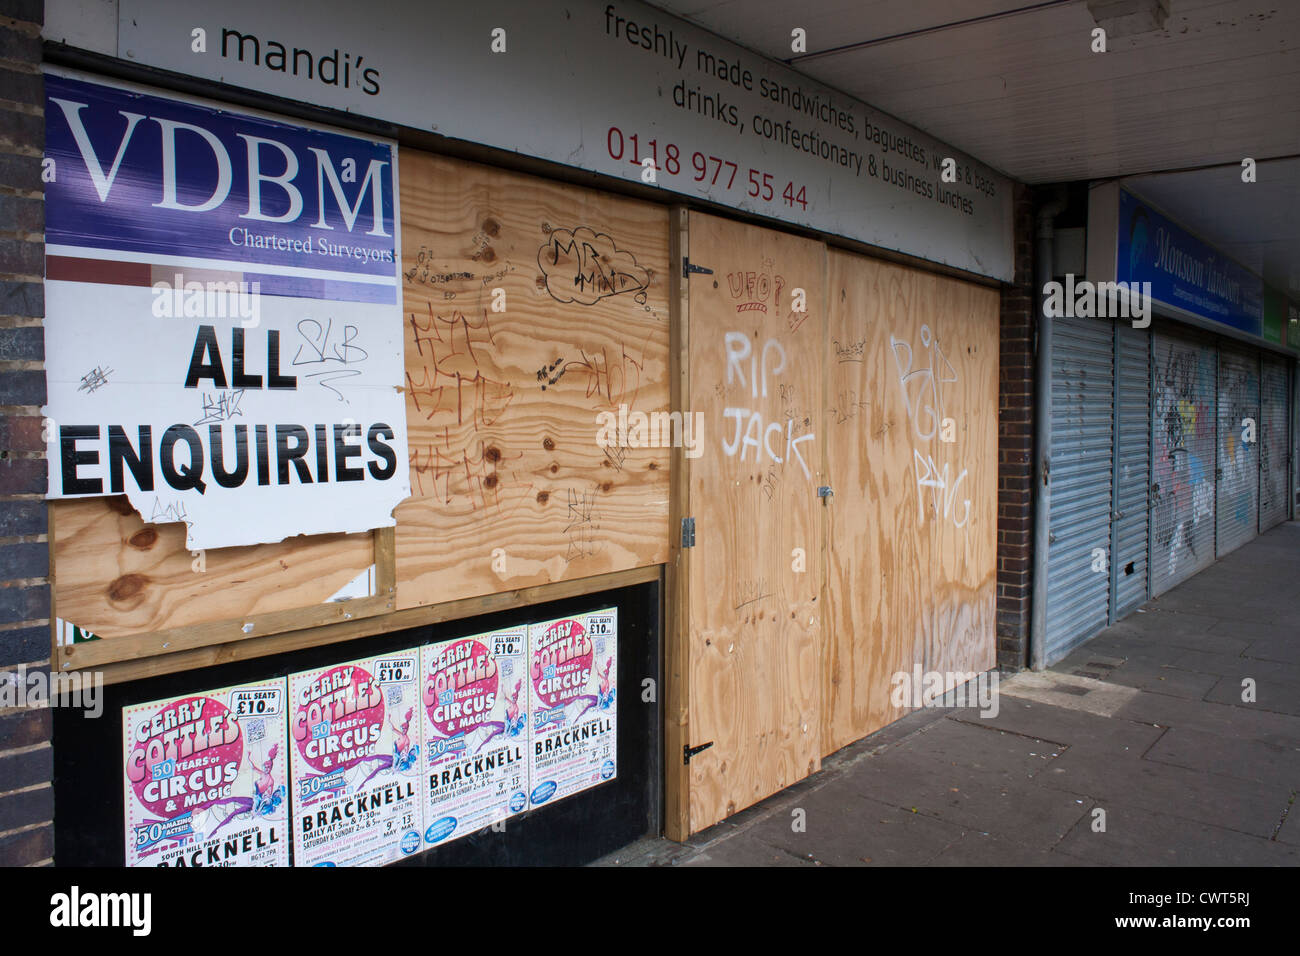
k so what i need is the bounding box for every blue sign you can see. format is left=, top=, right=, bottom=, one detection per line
left=1117, top=190, right=1262, bottom=337
left=45, top=72, right=396, bottom=303
left=424, top=816, right=458, bottom=844
left=400, top=830, right=422, bottom=854
left=530, top=780, right=557, bottom=806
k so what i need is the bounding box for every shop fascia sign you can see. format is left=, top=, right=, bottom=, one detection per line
left=99, top=0, right=1014, bottom=281
left=1113, top=187, right=1265, bottom=339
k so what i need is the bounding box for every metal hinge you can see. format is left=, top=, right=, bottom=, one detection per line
left=681, top=516, right=695, bottom=548
left=683, top=741, right=714, bottom=764
left=818, top=486, right=834, bottom=500
left=682, top=257, right=713, bottom=278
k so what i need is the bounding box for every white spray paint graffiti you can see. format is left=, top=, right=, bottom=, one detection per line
left=890, top=324, right=956, bottom=441
left=913, top=449, right=971, bottom=527
left=721, top=332, right=815, bottom=480
left=891, top=325, right=968, bottom=528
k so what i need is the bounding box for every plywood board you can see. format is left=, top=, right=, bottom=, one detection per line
left=51, top=495, right=378, bottom=642
left=926, top=277, right=999, bottom=683
left=395, top=152, right=671, bottom=609
left=685, top=211, right=824, bottom=834
left=821, top=252, right=998, bottom=756
left=822, top=253, right=934, bottom=753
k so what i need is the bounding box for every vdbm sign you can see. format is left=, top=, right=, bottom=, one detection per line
left=42, top=69, right=409, bottom=550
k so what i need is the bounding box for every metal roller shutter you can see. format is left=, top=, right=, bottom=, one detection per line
left=1216, top=347, right=1260, bottom=557
left=1111, top=324, right=1150, bottom=619
left=1045, top=315, right=1114, bottom=662
left=1151, top=332, right=1217, bottom=595
left=1259, top=356, right=1290, bottom=531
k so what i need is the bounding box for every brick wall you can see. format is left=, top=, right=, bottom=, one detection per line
left=0, top=0, right=52, bottom=866
left=996, top=183, right=1036, bottom=671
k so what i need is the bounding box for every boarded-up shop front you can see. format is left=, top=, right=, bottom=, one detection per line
left=49, top=71, right=672, bottom=866
left=42, top=7, right=1008, bottom=859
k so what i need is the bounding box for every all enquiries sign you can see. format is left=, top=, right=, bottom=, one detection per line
left=42, top=69, right=409, bottom=549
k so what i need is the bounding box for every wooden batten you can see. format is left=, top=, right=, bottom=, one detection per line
left=663, top=205, right=691, bottom=843
left=90, top=565, right=661, bottom=686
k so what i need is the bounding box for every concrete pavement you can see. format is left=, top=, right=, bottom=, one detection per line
left=598, top=522, right=1300, bottom=866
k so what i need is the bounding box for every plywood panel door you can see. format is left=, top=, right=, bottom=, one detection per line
left=684, top=212, right=825, bottom=833
left=926, top=277, right=999, bottom=682
left=822, top=254, right=934, bottom=753
left=821, top=252, right=998, bottom=755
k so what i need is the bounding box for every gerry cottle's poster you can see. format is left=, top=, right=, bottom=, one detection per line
left=288, top=652, right=423, bottom=866
left=421, top=628, right=529, bottom=848
left=122, top=679, right=289, bottom=867
left=528, top=609, right=618, bottom=808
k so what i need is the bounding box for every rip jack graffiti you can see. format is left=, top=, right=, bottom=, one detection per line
left=721, top=331, right=815, bottom=479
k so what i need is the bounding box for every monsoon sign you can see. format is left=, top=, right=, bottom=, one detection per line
left=1117, top=190, right=1263, bottom=338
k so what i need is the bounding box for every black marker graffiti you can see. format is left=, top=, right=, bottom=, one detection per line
left=78, top=365, right=113, bottom=394
left=538, top=226, right=650, bottom=306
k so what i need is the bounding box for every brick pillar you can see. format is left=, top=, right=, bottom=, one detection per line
left=0, top=0, right=52, bottom=866
left=995, top=183, right=1036, bottom=671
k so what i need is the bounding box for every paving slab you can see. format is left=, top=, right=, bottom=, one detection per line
left=1141, top=725, right=1300, bottom=785
left=678, top=837, right=819, bottom=867
left=1099, top=657, right=1221, bottom=700
left=1114, top=686, right=1300, bottom=745
left=1167, top=646, right=1299, bottom=680
left=877, top=713, right=1066, bottom=778
left=736, top=786, right=967, bottom=866
left=949, top=697, right=1165, bottom=758
left=1072, top=637, right=1183, bottom=668
left=929, top=830, right=1093, bottom=867
left=1144, top=595, right=1280, bottom=625
left=1209, top=619, right=1300, bottom=645
left=1202, top=673, right=1300, bottom=717
left=834, top=749, right=1094, bottom=846
left=1053, top=803, right=1300, bottom=866
left=1035, top=747, right=1292, bottom=839
left=1242, top=637, right=1300, bottom=666
left=1000, top=671, right=1140, bottom=717
left=1099, top=612, right=1250, bottom=655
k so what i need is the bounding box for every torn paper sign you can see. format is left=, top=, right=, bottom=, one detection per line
left=41, top=69, right=408, bottom=549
